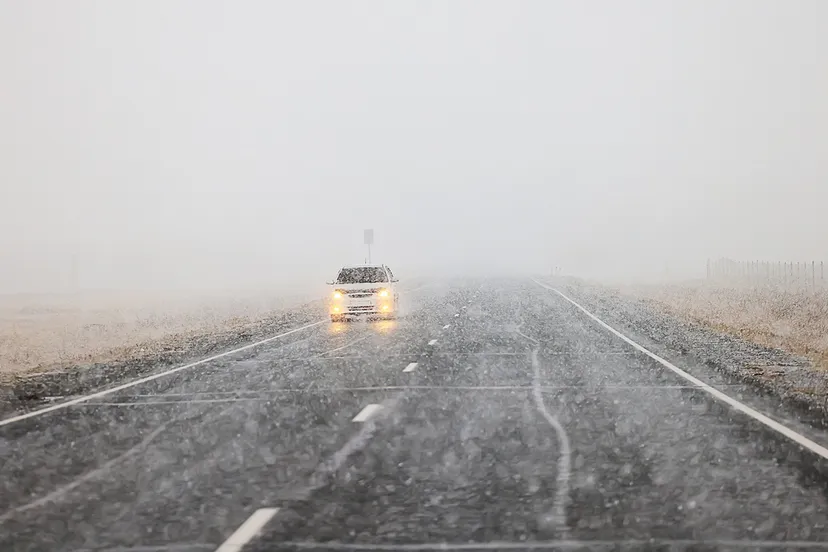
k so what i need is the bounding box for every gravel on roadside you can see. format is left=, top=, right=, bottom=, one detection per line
left=0, top=301, right=326, bottom=418
left=555, top=278, right=828, bottom=422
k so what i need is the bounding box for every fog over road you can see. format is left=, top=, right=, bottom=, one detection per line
left=2, top=279, right=828, bottom=551
left=4, top=2, right=828, bottom=549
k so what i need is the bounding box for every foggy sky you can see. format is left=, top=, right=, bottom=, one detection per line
left=2, top=1, right=827, bottom=292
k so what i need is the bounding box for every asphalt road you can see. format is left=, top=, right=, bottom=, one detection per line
left=2, top=279, right=828, bottom=552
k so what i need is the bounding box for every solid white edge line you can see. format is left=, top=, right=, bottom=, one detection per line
left=428, top=339, right=438, bottom=346
left=352, top=404, right=382, bottom=422
left=215, top=507, right=280, bottom=552
left=403, top=362, right=418, bottom=373
left=0, top=321, right=325, bottom=427
left=531, top=278, right=828, bottom=461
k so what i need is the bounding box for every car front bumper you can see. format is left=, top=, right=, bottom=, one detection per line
left=330, top=300, right=395, bottom=318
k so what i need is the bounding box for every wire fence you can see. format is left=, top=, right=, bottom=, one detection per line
left=706, top=258, right=826, bottom=289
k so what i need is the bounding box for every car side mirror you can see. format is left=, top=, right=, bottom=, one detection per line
left=326, top=281, right=335, bottom=285
left=391, top=278, right=399, bottom=283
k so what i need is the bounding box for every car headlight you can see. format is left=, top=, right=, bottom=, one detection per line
left=333, top=290, right=345, bottom=299
left=378, top=289, right=390, bottom=297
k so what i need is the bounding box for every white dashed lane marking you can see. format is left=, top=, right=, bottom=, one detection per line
left=403, top=362, right=418, bottom=373
left=352, top=404, right=383, bottom=422
left=442, top=324, right=451, bottom=329
left=428, top=339, right=438, bottom=346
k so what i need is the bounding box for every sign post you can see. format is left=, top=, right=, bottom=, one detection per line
left=364, top=229, right=374, bottom=264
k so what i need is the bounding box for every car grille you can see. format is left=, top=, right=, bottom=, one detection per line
left=341, top=288, right=382, bottom=296
left=347, top=305, right=375, bottom=312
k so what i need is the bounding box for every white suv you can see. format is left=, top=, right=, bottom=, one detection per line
left=328, top=264, right=400, bottom=322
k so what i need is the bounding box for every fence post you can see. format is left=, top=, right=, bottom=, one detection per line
left=813, top=261, right=816, bottom=289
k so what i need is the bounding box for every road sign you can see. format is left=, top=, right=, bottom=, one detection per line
left=364, top=229, right=374, bottom=264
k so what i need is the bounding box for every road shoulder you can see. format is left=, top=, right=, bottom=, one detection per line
left=0, top=301, right=325, bottom=418
left=550, top=277, right=828, bottom=424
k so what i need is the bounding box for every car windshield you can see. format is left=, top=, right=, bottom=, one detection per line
left=336, top=267, right=388, bottom=284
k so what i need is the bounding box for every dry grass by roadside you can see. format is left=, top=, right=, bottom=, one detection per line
left=621, top=283, right=828, bottom=370
left=0, top=289, right=316, bottom=377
